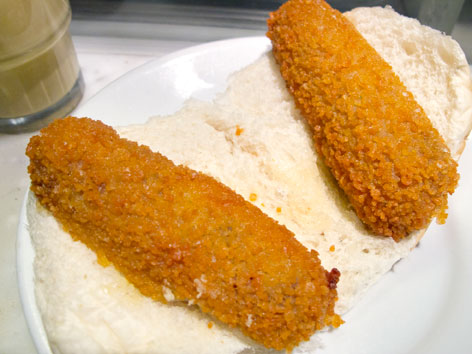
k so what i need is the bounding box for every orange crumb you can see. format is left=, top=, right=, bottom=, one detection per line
left=331, top=314, right=344, bottom=328
left=235, top=125, right=244, bottom=136
left=208, top=321, right=213, bottom=329
left=276, top=207, right=282, bottom=213
left=249, top=193, right=257, bottom=202
left=96, top=252, right=111, bottom=267
left=329, top=245, right=335, bottom=252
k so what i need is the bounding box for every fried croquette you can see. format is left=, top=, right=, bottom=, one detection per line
left=26, top=117, right=342, bottom=351
left=267, top=0, right=459, bottom=241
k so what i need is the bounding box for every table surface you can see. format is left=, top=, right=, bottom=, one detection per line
left=0, top=35, right=200, bottom=354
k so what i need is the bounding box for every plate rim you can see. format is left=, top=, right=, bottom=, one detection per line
left=74, top=36, right=271, bottom=119
left=17, top=191, right=52, bottom=354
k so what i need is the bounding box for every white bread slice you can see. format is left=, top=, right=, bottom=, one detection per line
left=28, top=6, right=472, bottom=354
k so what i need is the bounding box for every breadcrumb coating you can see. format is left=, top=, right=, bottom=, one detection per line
left=267, top=0, right=459, bottom=241
left=26, top=117, right=342, bottom=351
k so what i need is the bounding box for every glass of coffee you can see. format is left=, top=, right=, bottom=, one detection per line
left=0, top=0, right=84, bottom=133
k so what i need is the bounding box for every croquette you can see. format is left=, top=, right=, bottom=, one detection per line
left=26, top=117, right=342, bottom=351
left=267, top=0, right=459, bottom=241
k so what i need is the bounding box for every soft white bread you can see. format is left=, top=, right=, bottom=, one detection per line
left=28, top=6, right=472, bottom=354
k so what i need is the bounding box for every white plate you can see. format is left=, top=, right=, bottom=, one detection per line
left=17, top=37, right=472, bottom=354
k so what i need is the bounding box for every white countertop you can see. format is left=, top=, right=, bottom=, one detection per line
left=0, top=35, right=201, bottom=354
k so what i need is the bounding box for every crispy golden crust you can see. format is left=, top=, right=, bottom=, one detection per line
left=26, top=117, right=342, bottom=351
left=267, top=0, right=459, bottom=241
